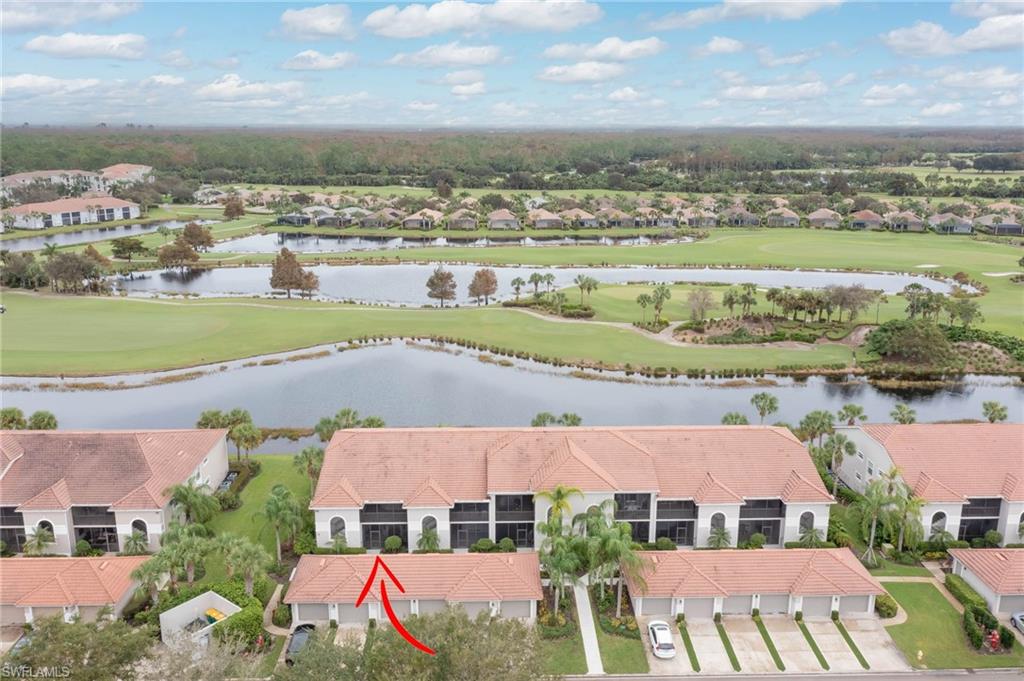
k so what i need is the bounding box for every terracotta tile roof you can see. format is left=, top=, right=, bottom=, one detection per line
left=850, top=210, right=882, bottom=221
left=559, top=208, right=596, bottom=220
left=888, top=210, right=923, bottom=223
left=858, top=424, right=1024, bottom=502
left=0, top=556, right=149, bottom=607
left=598, top=207, right=631, bottom=220
left=987, top=201, right=1022, bottom=214
left=528, top=208, right=562, bottom=222
left=312, top=427, right=829, bottom=509
left=767, top=207, right=799, bottom=219
left=100, top=163, right=152, bottom=180
left=285, top=552, right=542, bottom=604
left=927, top=212, right=971, bottom=227
left=627, top=549, right=884, bottom=599
left=808, top=208, right=839, bottom=220
left=975, top=214, right=1020, bottom=227
left=1, top=170, right=98, bottom=186
left=406, top=476, right=454, bottom=508
left=488, top=208, right=517, bottom=221
left=949, top=549, right=1024, bottom=596
left=0, top=429, right=227, bottom=511
left=449, top=208, right=477, bottom=219
left=5, top=197, right=137, bottom=216
left=406, top=208, right=443, bottom=221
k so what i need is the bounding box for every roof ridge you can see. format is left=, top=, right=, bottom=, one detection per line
left=666, top=553, right=727, bottom=596
left=86, top=560, right=119, bottom=601
left=793, top=552, right=845, bottom=595
left=448, top=560, right=502, bottom=601
left=694, top=472, right=743, bottom=503
left=607, top=430, right=655, bottom=458
left=528, top=437, right=619, bottom=491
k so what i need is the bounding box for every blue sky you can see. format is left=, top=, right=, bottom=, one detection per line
left=2, top=1, right=1022, bottom=127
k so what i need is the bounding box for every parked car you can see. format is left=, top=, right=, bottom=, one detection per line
left=285, top=624, right=316, bottom=666
left=647, top=620, right=676, bottom=659
left=1011, top=612, right=1024, bottom=633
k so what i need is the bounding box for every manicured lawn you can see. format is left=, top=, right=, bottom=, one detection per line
left=868, top=562, right=933, bottom=578
left=537, top=628, right=588, bottom=676
left=203, top=454, right=308, bottom=583
left=589, top=608, right=649, bottom=674
left=885, top=582, right=1024, bottom=669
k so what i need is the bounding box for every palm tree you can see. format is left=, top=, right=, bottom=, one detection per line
left=121, top=530, right=150, bottom=556
left=890, top=404, right=916, bottom=424
left=294, top=446, right=324, bottom=497
left=857, top=478, right=892, bottom=566
left=165, top=480, right=220, bottom=524
left=822, top=433, right=856, bottom=496
left=226, top=539, right=271, bottom=596
left=254, top=484, right=302, bottom=562
left=417, top=528, right=440, bottom=553
left=636, top=293, right=653, bottom=323
left=799, top=526, right=825, bottom=548
left=228, top=422, right=263, bottom=461
left=574, top=274, right=589, bottom=305
left=551, top=291, right=567, bottom=315
left=721, top=412, right=749, bottom=425
left=528, top=272, right=543, bottom=295
left=799, top=410, right=835, bottom=446
left=160, top=542, right=184, bottom=593
left=543, top=273, right=556, bottom=292
left=537, top=516, right=581, bottom=614
left=766, top=287, right=782, bottom=316
left=24, top=525, right=55, bottom=555
left=982, top=401, right=1008, bottom=423
left=173, top=534, right=210, bottom=586
left=160, top=520, right=209, bottom=547
left=837, top=404, right=867, bottom=426
left=534, top=485, right=583, bottom=521
left=602, top=522, right=644, bottom=618
left=511, top=277, right=525, bottom=301
left=722, top=288, right=739, bottom=317
left=211, top=533, right=246, bottom=578
left=132, top=556, right=166, bottom=603
left=892, top=494, right=925, bottom=552
left=707, top=526, right=731, bottom=549
left=41, top=243, right=59, bottom=259
left=651, top=284, right=672, bottom=323
left=750, top=392, right=779, bottom=424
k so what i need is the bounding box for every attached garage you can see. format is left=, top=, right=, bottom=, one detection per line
left=0, top=606, right=25, bottom=626
left=418, top=599, right=447, bottom=615
left=296, top=603, right=329, bottom=622
left=639, top=597, right=672, bottom=616
left=683, top=598, right=715, bottom=619
left=337, top=603, right=369, bottom=624
left=723, top=595, right=753, bottom=615
left=998, top=595, right=1024, bottom=614
left=32, top=607, right=64, bottom=621
left=839, top=595, right=871, bottom=614
left=500, top=600, right=532, bottom=618
left=758, top=594, right=790, bottom=614
left=388, top=599, right=412, bottom=619
left=801, top=596, right=833, bottom=618
left=460, top=601, right=491, bottom=618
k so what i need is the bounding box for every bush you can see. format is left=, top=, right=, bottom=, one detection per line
left=874, top=594, right=898, bottom=619
left=382, top=535, right=403, bottom=553
left=497, top=537, right=516, bottom=552
left=795, top=611, right=803, bottom=622
left=655, top=536, right=676, bottom=551
left=744, top=533, right=766, bottom=549
left=214, top=490, right=240, bottom=510
left=831, top=610, right=839, bottom=621
left=784, top=541, right=838, bottom=549
left=469, top=537, right=497, bottom=553
left=751, top=608, right=760, bottom=617
left=74, top=539, right=102, bottom=557
left=999, top=625, right=1016, bottom=650
left=272, top=604, right=292, bottom=628
left=945, top=574, right=988, bottom=610
left=676, top=613, right=685, bottom=625
left=714, top=612, right=722, bottom=624
left=292, top=529, right=317, bottom=556
left=970, top=604, right=998, bottom=631
left=963, top=610, right=984, bottom=649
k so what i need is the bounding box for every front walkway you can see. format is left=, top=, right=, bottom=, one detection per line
left=572, top=582, right=605, bottom=676
left=262, top=583, right=292, bottom=637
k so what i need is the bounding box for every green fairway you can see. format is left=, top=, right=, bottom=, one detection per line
left=885, top=582, right=1024, bottom=669
left=0, top=292, right=856, bottom=376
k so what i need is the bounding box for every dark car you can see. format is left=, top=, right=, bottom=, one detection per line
left=285, top=624, right=316, bottom=666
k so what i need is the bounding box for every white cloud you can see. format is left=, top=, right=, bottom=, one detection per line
left=697, top=98, right=721, bottom=109
left=951, top=1, right=1024, bottom=18
left=363, top=0, right=602, bottom=38
left=920, top=102, right=964, bottom=117
left=172, top=26, right=187, bottom=39
left=607, top=86, right=642, bottom=102
left=2, top=1, right=139, bottom=32
left=280, top=4, right=356, bottom=40
left=694, top=36, right=744, bottom=56
left=491, top=101, right=533, bottom=118
left=389, top=42, right=501, bottom=67
left=651, top=0, right=843, bottom=30
left=756, top=47, right=817, bottom=67
left=543, top=36, right=666, bottom=61
left=440, top=69, right=484, bottom=85
left=537, top=61, right=626, bottom=83
left=722, top=80, right=828, bottom=100
left=936, top=66, right=1023, bottom=89
left=834, top=72, right=857, bottom=87
left=142, top=74, right=185, bottom=87
left=405, top=100, right=439, bottom=111
left=451, top=81, right=486, bottom=96
left=24, top=32, right=146, bottom=60
left=160, top=49, right=193, bottom=68
left=281, top=50, right=357, bottom=70
left=195, top=73, right=303, bottom=103
left=0, top=73, right=100, bottom=98
left=861, top=83, right=916, bottom=106
left=716, top=69, right=747, bottom=85
left=983, top=92, right=1020, bottom=107
left=881, top=15, right=1024, bottom=56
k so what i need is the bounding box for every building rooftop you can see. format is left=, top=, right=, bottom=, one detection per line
left=100, top=163, right=152, bottom=180
left=949, top=549, right=1024, bottom=595
left=0, top=556, right=150, bottom=607
left=3, top=196, right=137, bottom=216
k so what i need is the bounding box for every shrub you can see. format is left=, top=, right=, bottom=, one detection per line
left=469, top=537, right=497, bottom=553
left=714, top=612, right=722, bottom=623
left=874, top=594, right=898, bottom=619
left=497, top=537, right=516, bottom=552
left=676, top=613, right=685, bottom=625
left=970, top=604, right=998, bottom=631
left=751, top=608, right=760, bottom=617
left=963, top=610, right=984, bottom=649
left=795, top=611, right=803, bottom=622
left=745, top=533, right=766, bottom=549
left=831, top=610, right=839, bottom=621
left=272, top=604, right=292, bottom=628
left=999, top=625, right=1016, bottom=650
left=945, top=574, right=988, bottom=610
left=655, top=536, right=676, bottom=551
left=784, top=541, right=838, bottom=549
left=74, top=539, right=102, bottom=557
left=214, top=490, right=240, bottom=510
left=292, top=530, right=317, bottom=556
left=382, top=535, right=403, bottom=553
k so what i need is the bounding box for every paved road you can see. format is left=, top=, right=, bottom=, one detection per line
left=576, top=673, right=1023, bottom=681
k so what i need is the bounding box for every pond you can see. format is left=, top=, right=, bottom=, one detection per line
left=209, top=232, right=683, bottom=253
left=113, top=263, right=958, bottom=306
left=2, top=220, right=219, bottom=252
left=3, top=342, right=1018, bottom=454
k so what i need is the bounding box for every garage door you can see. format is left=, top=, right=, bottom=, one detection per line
left=759, top=594, right=790, bottom=614
left=337, top=604, right=369, bottom=624
left=0, top=605, right=25, bottom=626
left=801, top=596, right=832, bottom=618
left=683, top=598, right=715, bottom=620
left=998, top=595, right=1024, bottom=614
left=460, top=601, right=491, bottom=618
left=388, top=599, right=411, bottom=619
left=839, top=595, right=871, bottom=614
left=297, top=603, right=329, bottom=622
left=33, top=607, right=63, bottom=621
left=641, top=598, right=672, bottom=616
left=500, top=600, right=532, bottom=618
left=723, top=595, right=752, bottom=615
left=418, top=600, right=446, bottom=615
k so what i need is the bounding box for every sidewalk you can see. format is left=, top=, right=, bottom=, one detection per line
left=262, top=583, right=292, bottom=637
left=573, top=582, right=605, bottom=676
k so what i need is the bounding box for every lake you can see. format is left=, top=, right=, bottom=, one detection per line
left=3, top=342, right=1018, bottom=453
left=3, top=219, right=218, bottom=252
left=113, top=263, right=958, bottom=306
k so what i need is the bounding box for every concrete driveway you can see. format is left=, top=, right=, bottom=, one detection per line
left=687, top=620, right=739, bottom=674
left=720, top=616, right=778, bottom=673
left=639, top=617, right=696, bottom=676
left=761, top=616, right=828, bottom=672
left=844, top=617, right=910, bottom=671
left=0, top=625, right=26, bottom=655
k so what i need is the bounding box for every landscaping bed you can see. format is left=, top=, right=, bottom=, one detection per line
left=589, top=585, right=640, bottom=639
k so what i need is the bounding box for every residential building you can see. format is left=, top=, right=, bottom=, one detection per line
left=446, top=208, right=478, bottom=230
left=887, top=211, right=925, bottom=232
left=597, top=207, right=631, bottom=228
left=848, top=210, right=883, bottom=230
left=402, top=208, right=443, bottom=230
left=0, top=170, right=103, bottom=198
left=949, top=549, right=1024, bottom=613
left=558, top=208, right=599, bottom=228
left=766, top=207, right=800, bottom=227
left=928, top=212, right=973, bottom=235
left=99, top=164, right=153, bottom=186
left=807, top=208, right=841, bottom=229
left=974, top=213, right=1022, bottom=236
left=3, top=197, right=141, bottom=230
left=626, top=549, right=883, bottom=619
left=360, top=208, right=406, bottom=229
left=0, top=556, right=150, bottom=626
left=720, top=207, right=760, bottom=227
left=635, top=206, right=678, bottom=228
left=193, top=186, right=228, bottom=205
left=286, top=552, right=542, bottom=626
left=835, top=424, right=1023, bottom=546
left=310, top=426, right=832, bottom=552
left=985, top=201, right=1022, bottom=215
left=301, top=205, right=336, bottom=219
left=677, top=207, right=717, bottom=228
left=487, top=208, right=520, bottom=230
left=527, top=208, right=564, bottom=229
left=0, top=429, right=229, bottom=555
left=277, top=213, right=312, bottom=226
left=315, top=214, right=351, bottom=228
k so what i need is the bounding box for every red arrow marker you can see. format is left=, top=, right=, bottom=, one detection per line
left=355, top=555, right=435, bottom=656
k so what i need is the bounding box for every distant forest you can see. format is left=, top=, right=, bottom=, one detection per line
left=3, top=127, right=1023, bottom=197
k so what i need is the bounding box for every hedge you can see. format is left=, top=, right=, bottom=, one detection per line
left=874, top=594, right=898, bottom=619
left=784, top=541, right=838, bottom=549
left=945, top=574, right=988, bottom=611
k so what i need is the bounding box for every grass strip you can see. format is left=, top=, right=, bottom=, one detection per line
left=715, top=621, right=742, bottom=672
left=834, top=619, right=870, bottom=669
left=797, top=620, right=830, bottom=670
left=753, top=616, right=785, bottom=671
left=677, top=622, right=701, bottom=672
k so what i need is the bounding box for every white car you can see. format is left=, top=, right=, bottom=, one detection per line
left=647, top=620, right=677, bottom=659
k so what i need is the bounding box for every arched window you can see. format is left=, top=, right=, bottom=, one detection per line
left=37, top=520, right=54, bottom=534
left=799, top=512, right=815, bottom=533
left=131, top=519, right=148, bottom=542
left=929, top=512, right=946, bottom=537
left=330, top=517, right=346, bottom=538
left=710, top=513, right=725, bottom=531
left=422, top=516, right=437, bottom=534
